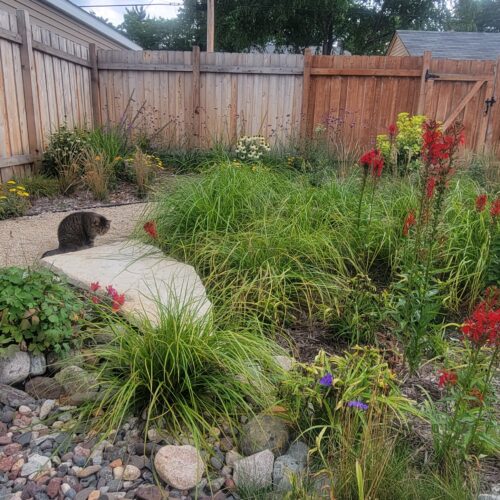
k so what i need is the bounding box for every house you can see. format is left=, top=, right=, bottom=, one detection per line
left=387, top=30, right=500, bottom=60
left=0, top=0, right=140, bottom=49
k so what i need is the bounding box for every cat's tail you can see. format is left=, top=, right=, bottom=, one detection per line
left=41, top=248, right=61, bottom=258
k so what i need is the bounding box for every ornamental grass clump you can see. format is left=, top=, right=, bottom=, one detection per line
left=80, top=303, right=285, bottom=442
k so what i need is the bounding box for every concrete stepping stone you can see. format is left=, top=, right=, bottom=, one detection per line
left=41, top=241, right=210, bottom=323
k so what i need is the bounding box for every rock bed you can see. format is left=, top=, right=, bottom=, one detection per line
left=1, top=381, right=317, bottom=500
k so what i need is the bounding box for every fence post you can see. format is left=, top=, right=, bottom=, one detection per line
left=89, top=43, right=101, bottom=128
left=417, top=51, right=432, bottom=115
left=16, top=9, right=41, bottom=163
left=192, top=45, right=201, bottom=147
left=300, top=48, right=312, bottom=141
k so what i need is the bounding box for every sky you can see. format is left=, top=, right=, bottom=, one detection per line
left=71, top=0, right=181, bottom=27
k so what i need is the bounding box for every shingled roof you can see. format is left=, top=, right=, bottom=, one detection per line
left=393, top=30, right=500, bottom=60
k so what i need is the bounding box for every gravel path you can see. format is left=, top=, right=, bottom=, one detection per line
left=0, top=203, right=150, bottom=268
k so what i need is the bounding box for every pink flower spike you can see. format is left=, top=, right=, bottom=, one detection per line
left=90, top=282, right=100, bottom=292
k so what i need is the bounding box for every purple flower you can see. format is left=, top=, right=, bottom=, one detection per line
left=347, top=400, right=369, bottom=411
left=319, top=373, right=333, bottom=386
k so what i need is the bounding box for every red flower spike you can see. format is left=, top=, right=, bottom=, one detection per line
left=388, top=123, right=397, bottom=137
left=91, top=295, right=101, bottom=304
left=426, top=177, right=436, bottom=199
left=438, top=370, right=458, bottom=388
left=403, top=211, right=416, bottom=237
left=90, top=282, right=100, bottom=292
left=106, top=285, right=118, bottom=299
left=462, top=299, right=500, bottom=347
left=359, top=149, right=384, bottom=178
left=114, top=293, right=126, bottom=306
left=491, top=198, right=500, bottom=219
left=112, top=301, right=121, bottom=312
left=475, top=194, right=487, bottom=212
left=144, top=221, right=158, bottom=239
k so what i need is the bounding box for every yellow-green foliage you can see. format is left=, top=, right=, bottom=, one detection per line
left=377, top=112, right=427, bottom=172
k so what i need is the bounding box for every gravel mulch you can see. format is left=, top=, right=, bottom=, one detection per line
left=0, top=203, right=150, bottom=268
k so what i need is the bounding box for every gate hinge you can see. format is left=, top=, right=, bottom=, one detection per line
left=485, top=96, right=496, bottom=115
left=425, top=69, right=440, bottom=81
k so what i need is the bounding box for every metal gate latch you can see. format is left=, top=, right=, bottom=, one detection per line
left=484, top=96, right=496, bottom=115
left=425, top=69, right=440, bottom=81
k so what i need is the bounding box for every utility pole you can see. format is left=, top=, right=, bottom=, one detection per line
left=207, top=0, right=214, bottom=52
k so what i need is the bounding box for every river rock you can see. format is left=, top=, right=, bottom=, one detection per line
left=233, top=450, right=274, bottom=490
left=0, top=384, right=35, bottom=407
left=0, top=346, right=30, bottom=385
left=273, top=455, right=302, bottom=492
left=29, top=353, right=47, bottom=376
left=153, top=445, right=205, bottom=490
left=239, top=415, right=289, bottom=456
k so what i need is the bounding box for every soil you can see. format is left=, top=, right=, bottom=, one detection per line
left=26, top=181, right=142, bottom=216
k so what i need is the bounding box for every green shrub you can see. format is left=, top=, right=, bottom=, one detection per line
left=81, top=304, right=285, bottom=442
left=0, top=180, right=30, bottom=220
left=0, top=267, right=84, bottom=354
left=16, top=174, right=59, bottom=198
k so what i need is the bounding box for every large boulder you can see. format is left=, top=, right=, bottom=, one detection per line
left=153, top=445, right=205, bottom=490
left=24, top=377, right=63, bottom=400
left=273, top=455, right=302, bottom=492
left=41, top=241, right=211, bottom=325
left=0, top=346, right=30, bottom=385
left=233, top=450, right=274, bottom=490
left=239, top=415, right=289, bottom=456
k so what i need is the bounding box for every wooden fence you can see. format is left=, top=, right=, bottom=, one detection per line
left=0, top=8, right=92, bottom=181
left=1, top=16, right=500, bottom=181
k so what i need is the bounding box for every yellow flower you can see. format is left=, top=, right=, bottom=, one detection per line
left=0, top=196, right=7, bottom=200
left=95, top=155, right=101, bottom=161
left=19, top=192, right=29, bottom=197
left=7, top=180, right=16, bottom=185
left=9, top=188, right=17, bottom=193
left=114, top=156, right=122, bottom=161
left=16, top=185, right=26, bottom=191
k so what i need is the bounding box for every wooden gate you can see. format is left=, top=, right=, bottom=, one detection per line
left=417, top=52, right=500, bottom=153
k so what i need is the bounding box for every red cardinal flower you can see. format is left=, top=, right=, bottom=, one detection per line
left=359, top=149, right=384, bottom=178
left=490, top=198, right=500, bottom=219
left=462, top=299, right=500, bottom=347
left=475, top=194, right=488, bottom=212
left=91, top=295, right=101, bottom=304
left=403, top=211, right=416, bottom=236
left=426, top=177, right=436, bottom=199
left=438, top=370, right=458, bottom=388
left=106, top=285, right=118, bottom=298
left=114, top=293, right=125, bottom=306
left=90, top=282, right=101, bottom=292
left=144, top=221, right=158, bottom=239
left=388, top=123, right=397, bottom=137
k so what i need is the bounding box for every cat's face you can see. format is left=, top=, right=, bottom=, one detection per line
left=95, top=216, right=111, bottom=235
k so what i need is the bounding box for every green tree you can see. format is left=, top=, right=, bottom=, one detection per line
left=119, top=0, right=451, bottom=54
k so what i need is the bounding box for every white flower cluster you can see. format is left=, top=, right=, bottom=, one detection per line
left=235, top=135, right=271, bottom=162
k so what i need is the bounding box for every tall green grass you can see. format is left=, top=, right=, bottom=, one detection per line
left=146, top=163, right=491, bottom=337
left=81, top=304, right=285, bottom=442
